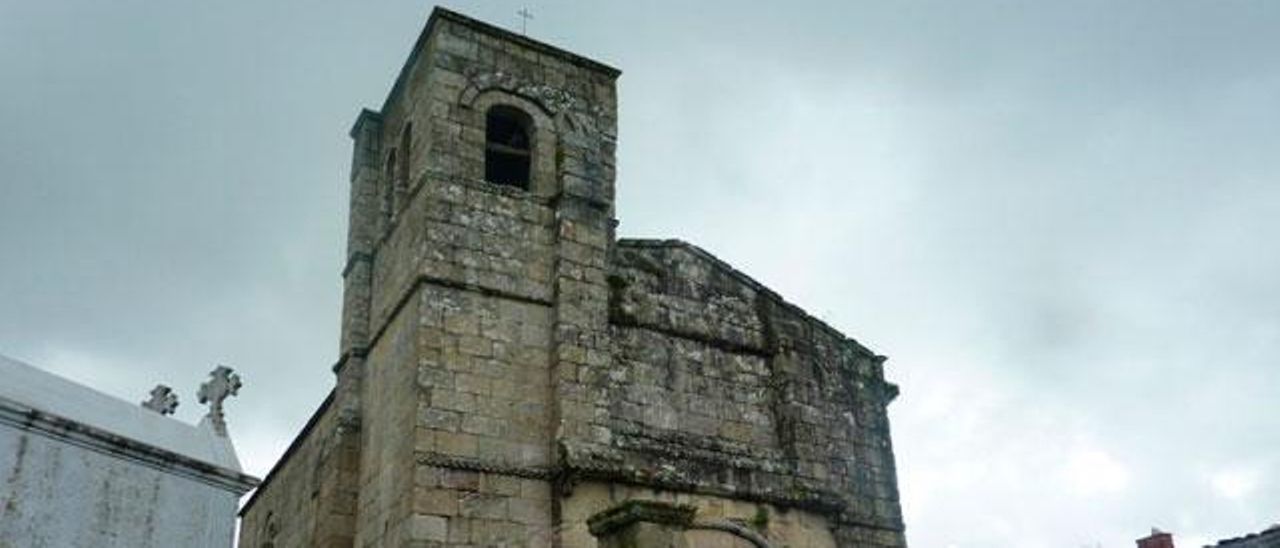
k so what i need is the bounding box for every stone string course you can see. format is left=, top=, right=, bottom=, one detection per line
left=239, top=7, right=906, bottom=548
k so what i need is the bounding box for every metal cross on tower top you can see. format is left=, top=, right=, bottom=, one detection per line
left=198, top=365, right=242, bottom=436
left=517, top=7, right=534, bottom=35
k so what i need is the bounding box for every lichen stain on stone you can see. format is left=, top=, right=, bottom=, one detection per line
left=93, top=473, right=117, bottom=539
left=1, top=434, right=28, bottom=515
left=141, top=474, right=162, bottom=545
left=750, top=505, right=770, bottom=532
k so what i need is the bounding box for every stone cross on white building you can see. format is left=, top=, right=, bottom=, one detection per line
left=0, top=354, right=258, bottom=547
left=197, top=365, right=241, bottom=437
left=141, top=384, right=179, bottom=415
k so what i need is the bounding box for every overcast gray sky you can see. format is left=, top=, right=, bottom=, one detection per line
left=2, top=1, right=1277, bottom=546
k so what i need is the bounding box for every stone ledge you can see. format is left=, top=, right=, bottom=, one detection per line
left=416, top=450, right=556, bottom=480
left=586, top=500, right=696, bottom=537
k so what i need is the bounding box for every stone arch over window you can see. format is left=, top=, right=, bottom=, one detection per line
left=465, top=91, right=558, bottom=196
left=261, top=511, right=279, bottom=548
left=684, top=521, right=773, bottom=548
left=587, top=501, right=775, bottom=548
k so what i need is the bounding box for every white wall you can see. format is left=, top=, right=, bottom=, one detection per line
left=0, top=425, right=240, bottom=548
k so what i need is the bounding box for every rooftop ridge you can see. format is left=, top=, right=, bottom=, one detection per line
left=0, top=353, right=252, bottom=476
left=1215, top=524, right=1280, bottom=546
left=0, top=394, right=258, bottom=493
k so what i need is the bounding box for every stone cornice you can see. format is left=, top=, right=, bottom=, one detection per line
left=407, top=449, right=901, bottom=533
left=379, top=7, right=620, bottom=116
left=0, top=396, right=259, bottom=494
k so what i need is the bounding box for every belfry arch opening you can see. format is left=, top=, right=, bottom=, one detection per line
left=484, top=105, right=532, bottom=189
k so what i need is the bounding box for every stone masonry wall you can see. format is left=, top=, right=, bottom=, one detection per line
left=559, top=239, right=906, bottom=546
left=352, top=285, right=421, bottom=547
left=414, top=283, right=554, bottom=470
left=561, top=482, right=840, bottom=548
left=352, top=9, right=617, bottom=547
left=237, top=394, right=359, bottom=548
left=368, top=178, right=556, bottom=333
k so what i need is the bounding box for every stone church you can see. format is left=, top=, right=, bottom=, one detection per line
left=239, top=7, right=906, bottom=547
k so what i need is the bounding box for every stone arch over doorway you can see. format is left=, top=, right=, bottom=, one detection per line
left=587, top=500, right=773, bottom=548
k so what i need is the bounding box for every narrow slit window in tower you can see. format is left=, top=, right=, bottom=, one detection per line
left=485, top=105, right=532, bottom=189
left=399, top=122, right=412, bottom=189
left=384, top=148, right=397, bottom=219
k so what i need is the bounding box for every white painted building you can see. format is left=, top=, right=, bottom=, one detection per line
left=0, top=354, right=258, bottom=547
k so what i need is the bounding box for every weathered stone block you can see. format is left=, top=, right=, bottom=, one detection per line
left=408, top=514, right=449, bottom=542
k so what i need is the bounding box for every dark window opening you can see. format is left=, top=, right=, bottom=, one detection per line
left=399, top=122, right=412, bottom=189
left=262, top=511, right=278, bottom=548
left=485, top=105, right=532, bottom=189
left=383, top=148, right=397, bottom=219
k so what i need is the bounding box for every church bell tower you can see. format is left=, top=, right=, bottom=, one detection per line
left=336, top=7, right=620, bottom=546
